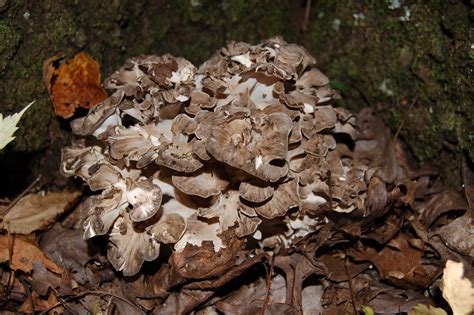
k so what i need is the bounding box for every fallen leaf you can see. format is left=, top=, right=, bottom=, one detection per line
left=360, top=305, right=375, bottom=315
left=0, top=101, right=35, bottom=150
left=0, top=190, right=81, bottom=234
left=40, top=224, right=115, bottom=287
left=156, top=289, right=213, bottom=315
left=436, top=213, right=473, bottom=257
left=171, top=230, right=242, bottom=280
left=441, top=260, right=474, bottom=315
left=409, top=303, right=447, bottom=315
left=31, top=261, right=73, bottom=296
left=0, top=235, right=62, bottom=273
left=350, top=232, right=439, bottom=288
left=366, top=290, right=433, bottom=314
left=43, top=52, right=107, bottom=118
left=19, top=291, right=61, bottom=313
left=418, top=191, right=468, bottom=227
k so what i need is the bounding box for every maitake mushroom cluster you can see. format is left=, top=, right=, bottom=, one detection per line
left=61, top=37, right=408, bottom=276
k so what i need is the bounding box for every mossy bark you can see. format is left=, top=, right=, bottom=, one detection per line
left=0, top=0, right=471, bottom=184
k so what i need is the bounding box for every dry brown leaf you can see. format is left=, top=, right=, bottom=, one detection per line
left=19, top=291, right=62, bottom=313
left=442, top=260, right=474, bottom=315
left=171, top=230, right=242, bottom=280
left=0, top=235, right=62, bottom=273
left=350, top=232, right=438, bottom=288
left=0, top=190, right=81, bottom=234
left=43, top=52, right=107, bottom=118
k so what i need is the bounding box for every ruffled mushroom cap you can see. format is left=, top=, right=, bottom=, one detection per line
left=105, top=54, right=196, bottom=93
left=61, top=37, right=406, bottom=278
left=88, top=164, right=122, bottom=191
left=240, top=179, right=300, bottom=219
left=70, top=90, right=124, bottom=137
left=148, top=213, right=186, bottom=244
left=147, top=113, right=203, bottom=173
left=61, top=141, right=109, bottom=182
left=174, top=214, right=223, bottom=253
left=206, top=112, right=292, bottom=182
left=107, top=216, right=161, bottom=277
left=239, top=181, right=274, bottom=203
left=172, top=168, right=228, bottom=198
left=83, top=185, right=128, bottom=239
left=106, top=124, right=170, bottom=166
left=126, top=179, right=162, bottom=222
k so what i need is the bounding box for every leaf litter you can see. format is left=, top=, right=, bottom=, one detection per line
left=1, top=38, right=473, bottom=314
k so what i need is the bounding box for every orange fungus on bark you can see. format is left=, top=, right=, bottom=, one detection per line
left=43, top=52, right=107, bottom=118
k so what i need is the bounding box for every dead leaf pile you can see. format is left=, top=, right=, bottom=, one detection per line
left=1, top=113, right=471, bottom=314
left=1, top=45, right=473, bottom=314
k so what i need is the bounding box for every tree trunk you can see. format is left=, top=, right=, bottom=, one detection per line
left=0, top=0, right=471, bottom=187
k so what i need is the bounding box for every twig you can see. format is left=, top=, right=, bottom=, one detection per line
left=4, top=268, right=15, bottom=299
left=392, top=96, right=418, bottom=145
left=7, top=235, right=15, bottom=270
left=344, top=257, right=357, bottom=315
left=105, top=297, right=115, bottom=315
left=302, top=0, right=312, bottom=32
left=261, top=253, right=275, bottom=314
left=327, top=170, right=333, bottom=211
left=50, top=287, right=75, bottom=314
left=0, top=175, right=41, bottom=216
left=39, top=290, right=142, bottom=315
left=18, top=276, right=34, bottom=314
left=353, top=84, right=373, bottom=108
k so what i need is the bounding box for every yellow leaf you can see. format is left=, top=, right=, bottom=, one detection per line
left=0, top=101, right=34, bottom=150
left=409, top=304, right=447, bottom=315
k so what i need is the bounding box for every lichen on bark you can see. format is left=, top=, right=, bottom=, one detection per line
left=300, top=0, right=473, bottom=165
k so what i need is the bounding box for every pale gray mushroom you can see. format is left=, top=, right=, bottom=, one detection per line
left=148, top=213, right=186, bottom=244
left=239, top=181, right=274, bottom=203
left=61, top=37, right=372, bottom=277
left=88, top=164, right=121, bottom=191
left=60, top=141, right=109, bottom=182
left=240, top=179, right=300, bottom=219
left=206, top=112, right=292, bottom=182
left=82, top=185, right=128, bottom=239
left=126, top=179, right=162, bottom=222
left=105, top=123, right=171, bottom=168
left=107, top=216, right=161, bottom=277
left=70, top=90, right=124, bottom=137
left=172, top=168, right=228, bottom=198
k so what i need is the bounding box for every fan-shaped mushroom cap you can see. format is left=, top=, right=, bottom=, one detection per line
left=126, top=179, right=162, bottom=222
left=61, top=142, right=108, bottom=181
left=239, top=181, right=274, bottom=203
left=70, top=90, right=124, bottom=137
left=241, top=179, right=300, bottom=219
left=106, top=124, right=170, bottom=166
left=174, top=215, right=223, bottom=253
left=206, top=112, right=292, bottom=182
left=107, top=216, right=161, bottom=277
left=88, top=164, right=121, bottom=191
left=148, top=213, right=186, bottom=244
left=172, top=168, right=228, bottom=198
left=83, top=185, right=128, bottom=239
